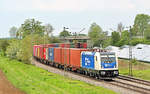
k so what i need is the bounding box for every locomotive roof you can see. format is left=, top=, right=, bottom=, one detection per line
left=100, top=52, right=115, bottom=55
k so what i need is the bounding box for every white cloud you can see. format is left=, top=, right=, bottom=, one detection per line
left=132, top=0, right=150, bottom=9
left=32, top=0, right=89, bottom=11
left=1, top=0, right=150, bottom=12
left=31, top=0, right=135, bottom=12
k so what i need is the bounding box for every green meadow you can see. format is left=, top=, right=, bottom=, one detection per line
left=119, top=59, right=150, bottom=81
left=0, top=56, right=116, bottom=94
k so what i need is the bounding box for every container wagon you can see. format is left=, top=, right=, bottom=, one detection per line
left=33, top=44, right=119, bottom=79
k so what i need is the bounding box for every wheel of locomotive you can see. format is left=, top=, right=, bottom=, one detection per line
left=90, top=72, right=94, bottom=77
left=85, top=71, right=88, bottom=76
left=83, top=71, right=85, bottom=75
left=95, top=74, right=100, bottom=79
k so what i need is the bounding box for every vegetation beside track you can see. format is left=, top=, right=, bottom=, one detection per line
left=119, top=59, right=150, bottom=81
left=0, top=56, right=117, bottom=94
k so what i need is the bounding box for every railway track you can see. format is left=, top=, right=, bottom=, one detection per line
left=109, top=75, right=150, bottom=94
left=76, top=73, right=150, bottom=94
left=67, top=69, right=150, bottom=94
left=117, top=75, right=150, bottom=86
left=33, top=58, right=150, bottom=94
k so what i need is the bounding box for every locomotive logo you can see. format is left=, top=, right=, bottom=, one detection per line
left=85, top=57, right=91, bottom=66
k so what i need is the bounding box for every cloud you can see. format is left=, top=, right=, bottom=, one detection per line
left=132, top=0, right=150, bottom=10
left=32, top=0, right=89, bottom=11
left=1, top=0, right=150, bottom=12
left=31, top=0, right=135, bottom=12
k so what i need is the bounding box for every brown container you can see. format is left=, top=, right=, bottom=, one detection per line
left=54, top=48, right=62, bottom=64
left=39, top=46, right=44, bottom=59
left=62, top=48, right=70, bottom=65
left=70, top=48, right=88, bottom=69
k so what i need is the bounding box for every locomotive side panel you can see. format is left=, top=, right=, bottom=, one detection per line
left=81, top=52, right=95, bottom=70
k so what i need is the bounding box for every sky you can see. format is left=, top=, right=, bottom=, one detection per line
left=1, top=0, right=150, bottom=38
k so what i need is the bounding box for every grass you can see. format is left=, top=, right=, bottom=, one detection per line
left=119, top=59, right=150, bottom=81
left=0, top=56, right=117, bottom=94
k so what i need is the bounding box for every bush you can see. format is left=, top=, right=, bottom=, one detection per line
left=17, top=34, right=51, bottom=63
left=0, top=39, right=9, bottom=56
left=6, top=39, right=20, bottom=59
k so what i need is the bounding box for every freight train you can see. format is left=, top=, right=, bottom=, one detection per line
left=33, top=43, right=119, bottom=79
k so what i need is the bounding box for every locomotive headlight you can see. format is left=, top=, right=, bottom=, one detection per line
left=114, top=71, right=118, bottom=74
left=101, top=71, right=106, bottom=75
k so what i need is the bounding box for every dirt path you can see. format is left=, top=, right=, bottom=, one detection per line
left=0, top=70, right=25, bottom=94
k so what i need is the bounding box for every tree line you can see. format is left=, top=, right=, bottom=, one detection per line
left=1, top=13, right=150, bottom=64
left=2, top=19, right=60, bottom=63
left=88, top=14, right=150, bottom=47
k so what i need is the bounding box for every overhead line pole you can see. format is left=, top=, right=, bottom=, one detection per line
left=129, top=26, right=133, bottom=76
left=63, top=27, right=69, bottom=76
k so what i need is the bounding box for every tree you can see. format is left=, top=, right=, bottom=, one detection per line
left=59, top=30, right=71, bottom=37
left=118, top=30, right=129, bottom=46
left=111, top=31, right=120, bottom=46
left=50, top=37, right=61, bottom=43
left=16, top=34, right=50, bottom=63
left=133, top=14, right=150, bottom=38
left=20, top=19, right=45, bottom=38
left=44, top=24, right=54, bottom=36
left=78, top=34, right=87, bottom=36
left=0, top=39, right=9, bottom=56
left=16, top=27, right=23, bottom=39
left=9, top=26, right=17, bottom=38
left=88, top=22, right=106, bottom=47
left=6, top=39, right=20, bottom=59
left=117, top=22, right=124, bottom=36
left=144, top=25, right=150, bottom=40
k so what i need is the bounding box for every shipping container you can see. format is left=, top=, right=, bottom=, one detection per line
left=83, top=43, right=87, bottom=48
left=35, top=47, right=37, bottom=57
left=48, top=48, right=54, bottom=61
left=70, top=48, right=88, bottom=69
left=55, top=43, right=59, bottom=47
left=54, top=48, right=62, bottom=64
left=33, top=45, right=35, bottom=56
left=33, top=45, right=39, bottom=56
left=46, top=48, right=49, bottom=60
left=62, top=48, right=70, bottom=65
left=81, top=52, right=95, bottom=70
left=43, top=47, right=46, bottom=60
left=39, top=46, right=44, bottom=59
left=60, top=43, right=70, bottom=48
left=35, top=45, right=40, bottom=57
left=47, top=44, right=55, bottom=47
left=37, top=47, right=40, bottom=58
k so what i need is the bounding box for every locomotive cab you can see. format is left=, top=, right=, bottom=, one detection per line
left=99, top=52, right=119, bottom=78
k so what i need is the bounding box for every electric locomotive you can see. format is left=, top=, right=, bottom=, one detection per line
left=81, top=51, right=119, bottom=79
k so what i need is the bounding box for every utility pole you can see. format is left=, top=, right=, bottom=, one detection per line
left=129, top=26, right=133, bottom=76
left=63, top=27, right=69, bottom=76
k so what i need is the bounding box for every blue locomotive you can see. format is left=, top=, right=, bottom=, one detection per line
left=81, top=51, right=119, bottom=79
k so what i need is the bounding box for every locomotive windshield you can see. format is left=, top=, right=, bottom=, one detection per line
left=100, top=52, right=116, bottom=63
left=100, top=52, right=117, bottom=68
